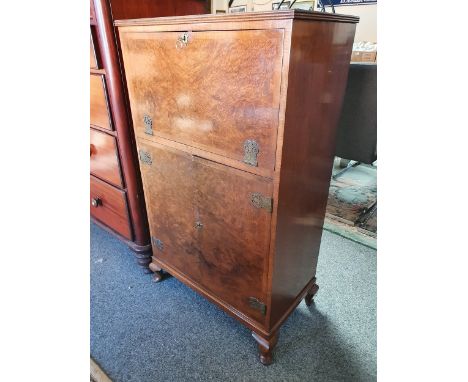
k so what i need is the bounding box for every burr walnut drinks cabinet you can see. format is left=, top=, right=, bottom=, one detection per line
left=117, top=10, right=358, bottom=364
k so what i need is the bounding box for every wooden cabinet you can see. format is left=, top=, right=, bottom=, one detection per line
left=90, top=0, right=210, bottom=271
left=118, top=10, right=358, bottom=364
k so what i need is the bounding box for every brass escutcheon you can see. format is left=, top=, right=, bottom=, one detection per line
left=176, top=31, right=191, bottom=49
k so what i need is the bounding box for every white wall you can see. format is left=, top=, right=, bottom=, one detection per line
left=212, top=1, right=377, bottom=43
left=322, top=4, right=377, bottom=43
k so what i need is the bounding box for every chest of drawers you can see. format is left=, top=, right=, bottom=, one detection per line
left=117, top=10, right=358, bottom=364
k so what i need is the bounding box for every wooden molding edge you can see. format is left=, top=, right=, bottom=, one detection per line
left=90, top=358, right=112, bottom=382
left=115, top=10, right=359, bottom=27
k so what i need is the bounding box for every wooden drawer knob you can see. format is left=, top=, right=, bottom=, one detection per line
left=91, top=197, right=102, bottom=207
left=90, top=144, right=96, bottom=156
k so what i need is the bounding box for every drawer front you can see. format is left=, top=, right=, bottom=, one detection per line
left=90, top=176, right=131, bottom=240
left=139, top=142, right=272, bottom=323
left=90, top=74, right=112, bottom=130
left=121, top=29, right=284, bottom=172
left=90, top=31, right=98, bottom=69
left=90, top=129, right=123, bottom=187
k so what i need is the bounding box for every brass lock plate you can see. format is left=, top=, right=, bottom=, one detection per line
left=243, top=139, right=259, bottom=167
left=139, top=149, right=152, bottom=165
left=250, top=192, right=272, bottom=213
left=143, top=115, right=153, bottom=135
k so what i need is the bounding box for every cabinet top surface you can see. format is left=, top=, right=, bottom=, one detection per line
left=115, top=10, right=359, bottom=28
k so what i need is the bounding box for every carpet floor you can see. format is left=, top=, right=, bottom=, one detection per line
left=91, top=222, right=376, bottom=381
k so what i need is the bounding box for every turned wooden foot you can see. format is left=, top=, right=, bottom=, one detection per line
left=133, top=251, right=152, bottom=274
left=305, top=280, right=319, bottom=306
left=252, top=331, right=279, bottom=365
left=149, top=262, right=164, bottom=283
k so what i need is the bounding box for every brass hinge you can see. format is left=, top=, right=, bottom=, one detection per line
left=139, top=149, right=152, bottom=165
left=250, top=192, right=273, bottom=213
left=151, top=236, right=164, bottom=251
left=143, top=115, right=153, bottom=135
left=243, top=139, right=259, bottom=167
left=248, top=297, right=266, bottom=315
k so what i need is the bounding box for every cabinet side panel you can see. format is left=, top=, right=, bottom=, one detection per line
left=270, top=20, right=356, bottom=327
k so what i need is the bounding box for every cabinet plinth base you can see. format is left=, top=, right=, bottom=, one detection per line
left=252, top=331, right=279, bottom=365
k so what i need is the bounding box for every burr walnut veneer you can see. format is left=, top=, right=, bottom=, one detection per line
left=117, top=10, right=358, bottom=364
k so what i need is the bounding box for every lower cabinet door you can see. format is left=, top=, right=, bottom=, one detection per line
left=139, top=142, right=273, bottom=323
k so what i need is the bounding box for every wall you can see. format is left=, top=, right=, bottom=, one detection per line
left=211, top=0, right=376, bottom=43
left=322, top=4, right=376, bottom=43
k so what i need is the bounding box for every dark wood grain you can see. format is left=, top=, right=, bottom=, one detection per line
left=90, top=128, right=123, bottom=187
left=109, top=0, right=209, bottom=20
left=121, top=29, right=284, bottom=172
left=90, top=175, right=131, bottom=240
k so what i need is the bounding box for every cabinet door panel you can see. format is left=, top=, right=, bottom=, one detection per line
left=139, top=142, right=272, bottom=323
left=193, top=156, right=273, bottom=323
left=122, top=29, right=284, bottom=172
left=139, top=143, right=202, bottom=281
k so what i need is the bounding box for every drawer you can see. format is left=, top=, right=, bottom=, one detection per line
left=90, top=176, right=131, bottom=240
left=90, top=74, right=112, bottom=130
left=121, top=29, right=284, bottom=173
left=90, top=129, right=123, bottom=187
left=138, top=141, right=272, bottom=323
left=90, top=31, right=98, bottom=69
